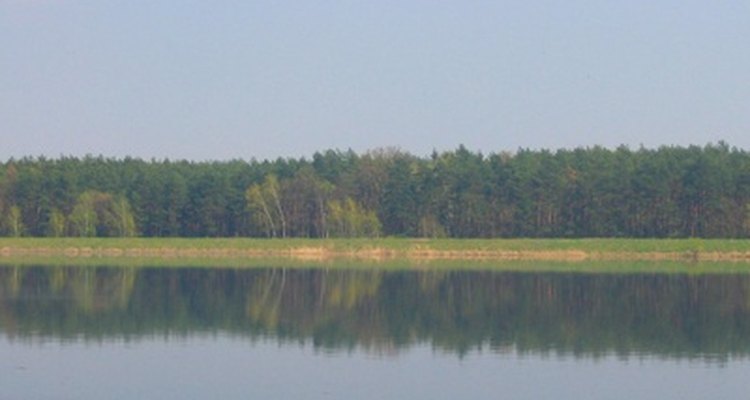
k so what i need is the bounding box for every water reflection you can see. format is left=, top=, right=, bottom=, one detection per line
left=0, top=265, right=749, bottom=359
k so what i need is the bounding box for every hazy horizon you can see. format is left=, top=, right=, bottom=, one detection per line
left=0, top=141, right=745, bottom=164
left=2, top=2, right=748, bottom=161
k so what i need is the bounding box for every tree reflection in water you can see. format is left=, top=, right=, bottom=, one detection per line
left=0, top=265, right=749, bottom=359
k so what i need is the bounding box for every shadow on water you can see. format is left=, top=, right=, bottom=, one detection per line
left=0, top=264, right=749, bottom=361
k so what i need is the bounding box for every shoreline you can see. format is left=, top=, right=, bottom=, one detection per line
left=1, top=237, right=750, bottom=262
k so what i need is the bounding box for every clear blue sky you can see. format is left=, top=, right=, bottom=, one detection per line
left=2, top=1, right=749, bottom=161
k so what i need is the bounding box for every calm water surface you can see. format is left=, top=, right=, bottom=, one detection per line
left=0, top=265, right=748, bottom=399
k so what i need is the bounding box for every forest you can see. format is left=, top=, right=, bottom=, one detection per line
left=1, top=142, right=749, bottom=238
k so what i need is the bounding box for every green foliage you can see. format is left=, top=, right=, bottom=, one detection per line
left=69, top=191, right=98, bottom=236
left=1, top=143, right=750, bottom=238
left=2, top=205, right=24, bottom=237
left=69, top=190, right=137, bottom=237
left=246, top=176, right=283, bottom=237
left=113, top=197, right=137, bottom=237
left=327, top=197, right=381, bottom=237
left=419, top=214, right=447, bottom=238
left=46, top=208, right=66, bottom=237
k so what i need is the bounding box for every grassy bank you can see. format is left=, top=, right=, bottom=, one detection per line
left=0, top=237, right=750, bottom=263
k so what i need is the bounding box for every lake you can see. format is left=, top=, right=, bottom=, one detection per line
left=0, top=265, right=748, bottom=399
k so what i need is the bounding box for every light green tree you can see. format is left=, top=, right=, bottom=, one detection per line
left=419, top=214, right=446, bottom=238
left=47, top=208, right=66, bottom=237
left=69, top=191, right=98, bottom=237
left=327, top=197, right=381, bottom=238
left=245, top=175, right=287, bottom=238
left=4, top=205, right=24, bottom=237
left=113, top=197, right=137, bottom=237
left=69, top=190, right=137, bottom=237
left=246, top=184, right=276, bottom=237
left=264, top=175, right=286, bottom=238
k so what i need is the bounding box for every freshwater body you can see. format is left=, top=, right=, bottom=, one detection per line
left=0, top=265, right=748, bottom=399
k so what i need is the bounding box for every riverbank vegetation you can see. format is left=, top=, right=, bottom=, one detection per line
left=1, top=143, right=750, bottom=238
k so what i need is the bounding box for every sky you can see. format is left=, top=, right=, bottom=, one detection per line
left=1, top=1, right=749, bottom=161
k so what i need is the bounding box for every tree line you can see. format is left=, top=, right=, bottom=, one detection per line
left=1, top=142, right=749, bottom=238
left=2, top=266, right=748, bottom=357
